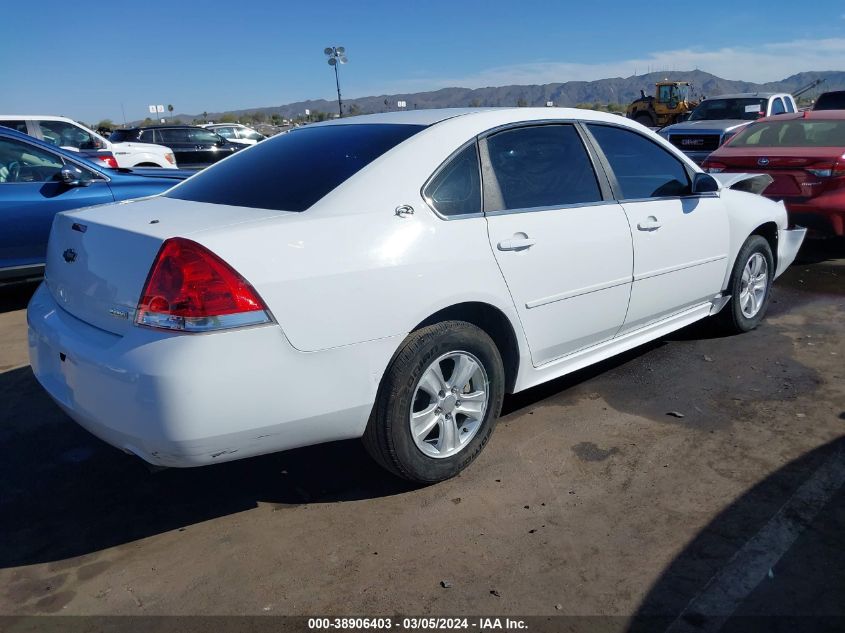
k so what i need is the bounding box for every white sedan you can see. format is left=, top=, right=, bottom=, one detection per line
left=27, top=108, right=805, bottom=483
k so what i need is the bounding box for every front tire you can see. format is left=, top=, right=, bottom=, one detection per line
left=716, top=235, right=774, bottom=333
left=363, top=321, right=505, bottom=483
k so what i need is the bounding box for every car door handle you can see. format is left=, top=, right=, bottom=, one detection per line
left=637, top=216, right=661, bottom=231
left=498, top=236, right=536, bottom=251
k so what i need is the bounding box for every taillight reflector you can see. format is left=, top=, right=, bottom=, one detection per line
left=135, top=237, right=271, bottom=332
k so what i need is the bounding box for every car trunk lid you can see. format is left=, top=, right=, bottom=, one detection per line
left=710, top=147, right=844, bottom=198
left=45, top=197, right=281, bottom=336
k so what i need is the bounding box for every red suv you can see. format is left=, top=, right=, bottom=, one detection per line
left=702, top=111, right=845, bottom=236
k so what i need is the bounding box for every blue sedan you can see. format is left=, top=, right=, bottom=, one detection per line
left=0, top=127, right=192, bottom=285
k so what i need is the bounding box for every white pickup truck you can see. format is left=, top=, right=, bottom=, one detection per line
left=0, top=115, right=178, bottom=169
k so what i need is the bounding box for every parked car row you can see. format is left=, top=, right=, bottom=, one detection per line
left=109, top=126, right=243, bottom=170
left=0, top=115, right=268, bottom=171
left=0, top=127, right=191, bottom=284
left=0, top=115, right=177, bottom=169
left=655, top=90, right=845, bottom=236
left=25, top=107, right=805, bottom=483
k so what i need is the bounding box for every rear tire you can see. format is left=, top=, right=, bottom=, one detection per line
left=716, top=235, right=774, bottom=333
left=634, top=113, right=654, bottom=128
left=363, top=321, right=505, bottom=483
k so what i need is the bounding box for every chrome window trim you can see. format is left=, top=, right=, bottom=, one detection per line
left=420, top=137, right=485, bottom=221
left=484, top=199, right=620, bottom=218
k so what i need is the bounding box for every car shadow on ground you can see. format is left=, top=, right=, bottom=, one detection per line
left=627, top=435, right=845, bottom=632
left=0, top=335, right=671, bottom=570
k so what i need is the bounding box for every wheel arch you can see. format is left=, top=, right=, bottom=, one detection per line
left=750, top=221, right=778, bottom=270
left=412, top=302, right=521, bottom=394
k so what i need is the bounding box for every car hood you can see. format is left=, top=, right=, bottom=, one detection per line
left=661, top=120, right=752, bottom=135
left=112, top=167, right=194, bottom=180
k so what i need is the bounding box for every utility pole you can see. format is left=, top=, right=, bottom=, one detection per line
left=324, top=46, right=348, bottom=117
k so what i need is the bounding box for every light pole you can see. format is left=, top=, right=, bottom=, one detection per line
left=324, top=46, right=348, bottom=117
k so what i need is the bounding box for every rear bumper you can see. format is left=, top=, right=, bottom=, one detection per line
left=775, top=227, right=807, bottom=279
left=27, top=284, right=398, bottom=467
left=781, top=200, right=845, bottom=237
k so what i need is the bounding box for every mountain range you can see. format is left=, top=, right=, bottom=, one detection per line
left=157, top=70, right=845, bottom=123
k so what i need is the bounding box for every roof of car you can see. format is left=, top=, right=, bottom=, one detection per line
left=0, top=114, right=81, bottom=121
left=758, top=110, right=845, bottom=122
left=313, top=108, right=495, bottom=127
left=704, top=93, right=782, bottom=100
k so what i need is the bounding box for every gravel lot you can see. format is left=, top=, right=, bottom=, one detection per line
left=1, top=241, right=843, bottom=629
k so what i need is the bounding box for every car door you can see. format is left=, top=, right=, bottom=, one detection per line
left=156, top=128, right=195, bottom=167
left=0, top=137, right=114, bottom=270
left=584, top=123, right=729, bottom=335
left=187, top=128, right=235, bottom=166
left=481, top=123, right=634, bottom=366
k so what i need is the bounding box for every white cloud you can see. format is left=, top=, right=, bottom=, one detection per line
left=394, top=38, right=845, bottom=91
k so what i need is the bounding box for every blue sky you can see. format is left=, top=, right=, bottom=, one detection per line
left=1, top=0, right=843, bottom=123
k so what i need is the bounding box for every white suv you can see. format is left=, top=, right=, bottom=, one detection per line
left=201, top=123, right=266, bottom=145
left=0, top=115, right=178, bottom=169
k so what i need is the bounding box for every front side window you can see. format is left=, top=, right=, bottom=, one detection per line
left=188, top=128, right=222, bottom=144
left=238, top=128, right=265, bottom=141
left=0, top=137, right=64, bottom=183
left=785, top=98, right=795, bottom=113
left=167, top=123, right=425, bottom=212
left=483, top=125, right=601, bottom=212
left=214, top=127, right=236, bottom=139
left=588, top=124, right=690, bottom=199
left=771, top=98, right=786, bottom=115
left=37, top=120, right=101, bottom=150
left=423, top=143, right=481, bottom=217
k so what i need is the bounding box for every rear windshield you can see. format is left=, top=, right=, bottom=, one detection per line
left=109, top=130, right=137, bottom=143
left=689, top=98, right=768, bottom=121
left=166, top=123, right=425, bottom=212
left=814, top=92, right=845, bottom=111
left=729, top=120, right=845, bottom=147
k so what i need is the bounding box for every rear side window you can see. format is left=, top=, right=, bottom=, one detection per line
left=771, top=98, right=786, bottom=115
left=0, top=120, right=28, bottom=133
left=109, top=129, right=135, bottom=143
left=587, top=124, right=690, bottom=199
left=423, top=143, right=481, bottom=217
left=167, top=123, right=425, bottom=212
left=158, top=129, right=190, bottom=144
left=483, top=124, right=602, bottom=211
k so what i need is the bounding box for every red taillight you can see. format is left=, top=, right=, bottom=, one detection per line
left=97, top=155, right=118, bottom=168
left=703, top=161, right=727, bottom=173
left=135, top=238, right=271, bottom=332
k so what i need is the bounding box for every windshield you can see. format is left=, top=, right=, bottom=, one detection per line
left=689, top=98, right=767, bottom=121
left=109, top=130, right=136, bottom=143
left=166, top=123, right=425, bottom=212
left=728, top=119, right=845, bottom=148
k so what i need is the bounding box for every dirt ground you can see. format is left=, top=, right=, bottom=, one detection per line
left=1, top=240, right=843, bottom=630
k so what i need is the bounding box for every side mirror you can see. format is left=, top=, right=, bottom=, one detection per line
left=59, top=164, right=92, bottom=187
left=692, top=172, right=719, bottom=194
